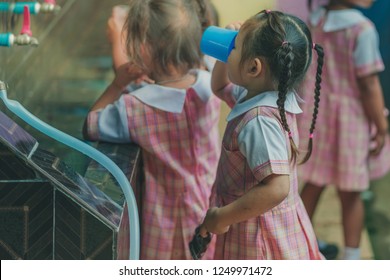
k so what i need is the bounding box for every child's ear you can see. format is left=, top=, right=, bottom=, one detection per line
left=247, top=58, right=262, bottom=77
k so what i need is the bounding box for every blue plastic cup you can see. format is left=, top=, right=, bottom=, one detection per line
left=200, top=26, right=238, bottom=63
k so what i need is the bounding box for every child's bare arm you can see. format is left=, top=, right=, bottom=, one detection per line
left=210, top=61, right=230, bottom=98
left=210, top=21, right=242, bottom=99
left=89, top=63, right=146, bottom=111
left=199, top=174, right=290, bottom=236
left=358, top=73, right=389, bottom=155
left=108, top=6, right=130, bottom=71
left=82, top=62, right=152, bottom=140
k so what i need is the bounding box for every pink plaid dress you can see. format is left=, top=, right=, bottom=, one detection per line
left=297, top=8, right=390, bottom=191
left=212, top=85, right=323, bottom=260
left=86, top=70, right=221, bottom=259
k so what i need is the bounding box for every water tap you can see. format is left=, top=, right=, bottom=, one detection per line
left=0, top=6, right=38, bottom=47
left=15, top=6, right=38, bottom=46
left=13, top=33, right=39, bottom=46
left=39, top=0, right=61, bottom=14
left=0, top=1, right=61, bottom=15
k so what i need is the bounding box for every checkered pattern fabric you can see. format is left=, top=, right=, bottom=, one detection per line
left=297, top=19, right=390, bottom=191
left=88, top=84, right=221, bottom=259
left=124, top=89, right=220, bottom=259
left=212, top=106, right=323, bottom=260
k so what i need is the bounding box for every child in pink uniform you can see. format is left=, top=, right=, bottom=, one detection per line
left=298, top=0, right=390, bottom=260
left=83, top=0, right=221, bottom=259
left=197, top=10, right=325, bottom=259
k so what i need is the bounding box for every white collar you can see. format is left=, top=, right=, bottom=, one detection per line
left=130, top=69, right=211, bottom=113
left=310, top=7, right=367, bottom=32
left=226, top=90, right=302, bottom=122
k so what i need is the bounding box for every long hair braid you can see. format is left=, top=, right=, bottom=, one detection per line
left=276, top=42, right=299, bottom=163
left=301, top=43, right=324, bottom=164
left=241, top=10, right=319, bottom=163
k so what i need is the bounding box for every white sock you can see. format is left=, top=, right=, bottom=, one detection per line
left=342, top=247, right=361, bottom=260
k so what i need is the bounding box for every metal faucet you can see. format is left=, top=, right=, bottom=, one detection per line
left=0, top=5, right=39, bottom=47
left=39, top=0, right=61, bottom=14
left=13, top=33, right=39, bottom=47
left=0, top=1, right=61, bottom=15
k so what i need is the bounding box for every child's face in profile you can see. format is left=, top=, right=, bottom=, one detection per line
left=226, top=31, right=245, bottom=86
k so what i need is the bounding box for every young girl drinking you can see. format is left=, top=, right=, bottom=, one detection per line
left=198, top=10, right=324, bottom=259
left=83, top=0, right=221, bottom=260
left=298, top=0, right=390, bottom=260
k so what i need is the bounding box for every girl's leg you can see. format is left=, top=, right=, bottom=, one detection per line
left=300, top=182, right=325, bottom=219
left=301, top=183, right=339, bottom=259
left=338, top=190, right=364, bottom=259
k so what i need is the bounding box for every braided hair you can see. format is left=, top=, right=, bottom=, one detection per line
left=239, top=10, right=324, bottom=163
left=301, top=43, right=324, bottom=163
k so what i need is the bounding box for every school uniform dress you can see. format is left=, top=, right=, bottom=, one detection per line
left=212, top=85, right=323, bottom=260
left=86, top=69, right=221, bottom=259
left=297, top=7, right=390, bottom=191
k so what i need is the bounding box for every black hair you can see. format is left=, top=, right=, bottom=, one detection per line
left=239, top=10, right=324, bottom=164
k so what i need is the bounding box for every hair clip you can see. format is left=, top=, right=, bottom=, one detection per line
left=312, top=43, right=316, bottom=49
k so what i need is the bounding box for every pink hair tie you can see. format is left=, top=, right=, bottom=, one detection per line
left=312, top=43, right=316, bottom=49
left=309, top=133, right=314, bottom=139
left=265, top=9, right=271, bottom=14
left=288, top=131, right=293, bottom=138
left=282, top=41, right=289, bottom=46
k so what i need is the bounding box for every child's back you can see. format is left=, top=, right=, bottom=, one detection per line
left=83, top=0, right=221, bottom=259
left=115, top=70, right=221, bottom=260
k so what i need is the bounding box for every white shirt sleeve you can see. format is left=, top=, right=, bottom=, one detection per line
left=96, top=97, right=131, bottom=143
left=232, top=85, right=247, bottom=102
left=238, top=115, right=288, bottom=170
left=353, top=25, right=383, bottom=70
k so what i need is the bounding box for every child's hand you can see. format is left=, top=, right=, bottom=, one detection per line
left=199, top=207, right=230, bottom=237
left=225, top=21, right=243, bottom=31
left=370, top=131, right=386, bottom=156
left=107, top=6, right=128, bottom=44
left=369, top=111, right=389, bottom=156
left=113, top=62, right=154, bottom=89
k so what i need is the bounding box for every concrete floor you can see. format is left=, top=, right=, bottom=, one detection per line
left=311, top=186, right=373, bottom=260
left=311, top=171, right=390, bottom=260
